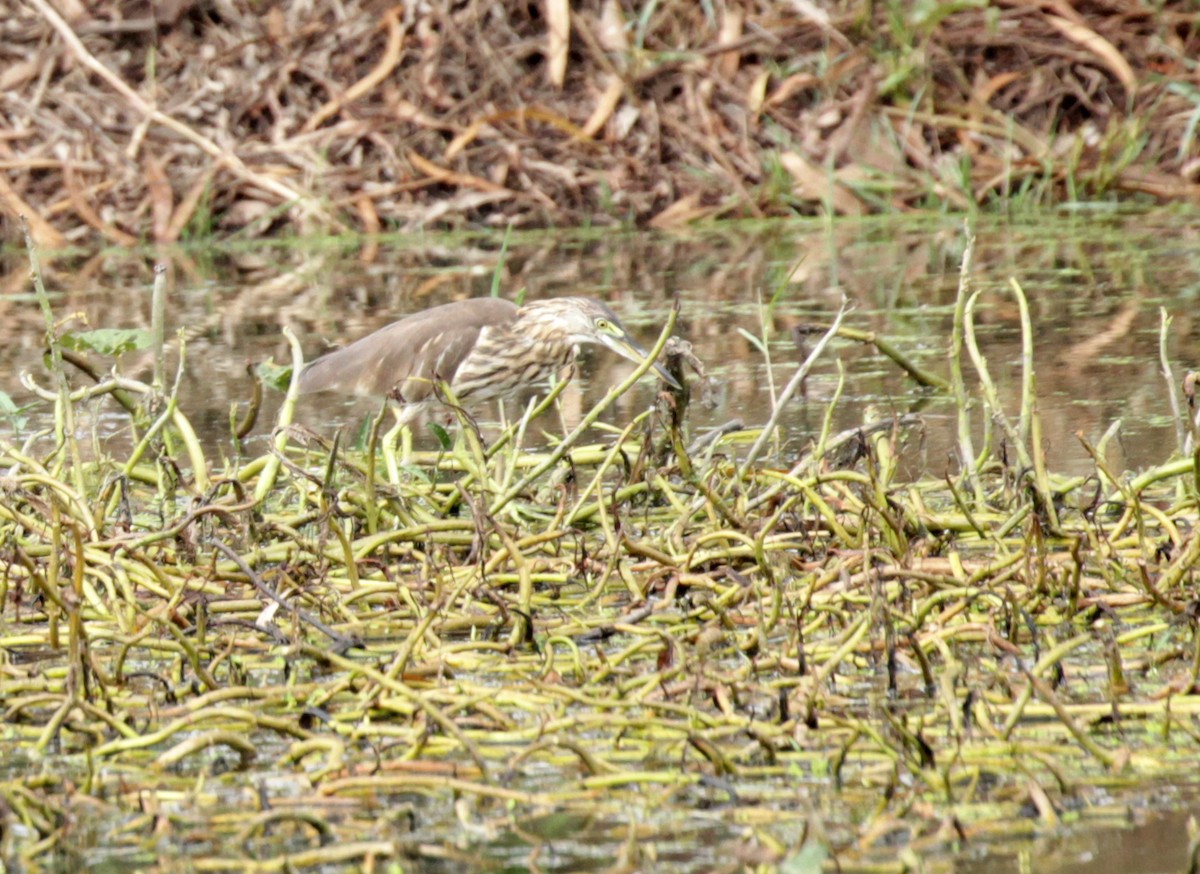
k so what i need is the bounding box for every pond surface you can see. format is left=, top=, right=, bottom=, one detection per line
left=3, top=210, right=1199, bottom=478
left=3, top=210, right=1200, bottom=873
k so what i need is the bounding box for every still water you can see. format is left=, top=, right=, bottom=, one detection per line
left=4, top=212, right=1199, bottom=480
left=3, top=211, right=1200, bottom=872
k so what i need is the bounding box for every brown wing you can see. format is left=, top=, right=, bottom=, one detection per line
left=298, top=298, right=519, bottom=400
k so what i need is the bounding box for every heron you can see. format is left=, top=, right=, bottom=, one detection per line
left=297, top=296, right=678, bottom=464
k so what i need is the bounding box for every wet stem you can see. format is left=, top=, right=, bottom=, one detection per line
left=22, top=217, right=85, bottom=498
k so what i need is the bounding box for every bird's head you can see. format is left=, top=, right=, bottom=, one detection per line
left=524, top=297, right=681, bottom=390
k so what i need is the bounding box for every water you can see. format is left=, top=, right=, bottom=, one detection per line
left=4, top=213, right=1199, bottom=477
left=3, top=214, right=1199, bottom=477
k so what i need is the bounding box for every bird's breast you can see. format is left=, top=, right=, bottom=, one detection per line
left=452, top=335, right=576, bottom=401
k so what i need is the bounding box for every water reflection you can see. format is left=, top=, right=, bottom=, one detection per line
left=956, top=795, right=1200, bottom=874
left=2, top=212, right=1199, bottom=477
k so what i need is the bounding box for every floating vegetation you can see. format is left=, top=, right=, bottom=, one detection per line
left=4, top=224, right=1200, bottom=874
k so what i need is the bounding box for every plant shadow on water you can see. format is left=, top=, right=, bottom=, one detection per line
left=2, top=212, right=1200, bottom=873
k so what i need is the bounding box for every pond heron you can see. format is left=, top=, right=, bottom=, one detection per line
left=298, top=296, right=678, bottom=427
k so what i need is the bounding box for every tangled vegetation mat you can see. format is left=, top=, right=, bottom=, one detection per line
left=3, top=227, right=1200, bottom=872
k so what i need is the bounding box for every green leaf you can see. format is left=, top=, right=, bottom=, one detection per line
left=61, top=328, right=153, bottom=356
left=427, top=421, right=453, bottom=450
left=0, top=390, right=28, bottom=431
left=256, top=359, right=293, bottom=392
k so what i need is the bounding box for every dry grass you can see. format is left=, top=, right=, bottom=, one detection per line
left=1, top=0, right=1198, bottom=249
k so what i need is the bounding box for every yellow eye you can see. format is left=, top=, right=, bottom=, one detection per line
left=596, top=318, right=614, bottom=333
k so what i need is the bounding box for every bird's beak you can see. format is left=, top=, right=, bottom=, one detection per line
left=599, top=331, right=682, bottom=391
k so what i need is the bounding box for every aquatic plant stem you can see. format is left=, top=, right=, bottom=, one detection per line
left=1158, top=308, right=1194, bottom=457
left=739, top=299, right=848, bottom=478
left=949, top=228, right=985, bottom=505
left=1011, top=278, right=1059, bottom=532
left=963, top=290, right=1028, bottom=471
left=120, top=334, right=209, bottom=493
left=151, top=263, right=167, bottom=392
left=301, top=643, right=490, bottom=775
left=827, top=326, right=949, bottom=391
left=811, top=359, right=846, bottom=465
left=563, top=416, right=643, bottom=528
left=1011, top=277, right=1035, bottom=449
left=255, top=326, right=304, bottom=503
left=21, top=217, right=85, bottom=497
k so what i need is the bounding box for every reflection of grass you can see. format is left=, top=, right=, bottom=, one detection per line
left=178, top=176, right=214, bottom=243
left=8, top=226, right=1200, bottom=872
